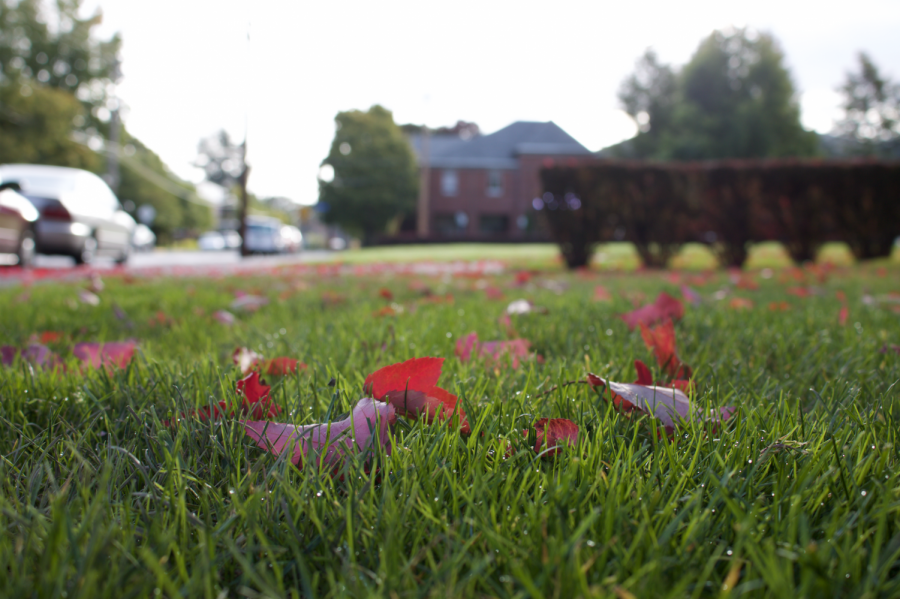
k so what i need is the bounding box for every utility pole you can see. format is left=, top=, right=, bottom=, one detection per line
left=416, top=126, right=431, bottom=238
left=238, top=139, right=250, bottom=257
left=106, top=55, right=122, bottom=193
left=239, top=20, right=251, bottom=257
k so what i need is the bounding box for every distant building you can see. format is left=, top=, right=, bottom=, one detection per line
left=402, top=121, right=591, bottom=241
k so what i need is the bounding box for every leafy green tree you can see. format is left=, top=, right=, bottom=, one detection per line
left=616, top=29, right=818, bottom=160
left=835, top=53, right=899, bottom=155
left=318, top=105, right=418, bottom=243
left=0, top=0, right=121, bottom=133
left=0, top=79, right=97, bottom=168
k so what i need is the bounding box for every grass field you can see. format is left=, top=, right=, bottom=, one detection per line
left=1, top=254, right=899, bottom=598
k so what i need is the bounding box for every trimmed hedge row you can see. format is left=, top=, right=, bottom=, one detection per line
left=540, top=159, right=900, bottom=268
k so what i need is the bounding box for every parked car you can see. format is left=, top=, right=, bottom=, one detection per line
left=0, top=183, right=39, bottom=267
left=222, top=229, right=242, bottom=250
left=244, top=217, right=285, bottom=254
left=280, top=225, right=303, bottom=253
left=0, top=165, right=133, bottom=264
left=198, top=231, right=226, bottom=251
left=132, top=224, right=156, bottom=252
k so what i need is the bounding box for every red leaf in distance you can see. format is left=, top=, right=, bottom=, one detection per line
left=264, top=357, right=307, bottom=376
left=634, top=359, right=654, bottom=385
left=72, top=340, right=137, bottom=369
left=620, top=292, right=684, bottom=330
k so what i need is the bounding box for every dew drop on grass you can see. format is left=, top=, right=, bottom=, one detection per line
left=280, top=328, right=286, bottom=335
left=586, top=540, right=596, bottom=547
left=316, top=491, right=322, bottom=497
left=861, top=490, right=867, bottom=496
left=727, top=549, right=733, bottom=556
left=605, top=329, right=613, bottom=336
left=446, top=332, right=452, bottom=338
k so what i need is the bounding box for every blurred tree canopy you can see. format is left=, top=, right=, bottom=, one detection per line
left=616, top=29, right=818, bottom=160
left=0, top=79, right=97, bottom=168
left=835, top=53, right=899, bottom=156
left=317, top=105, right=418, bottom=243
left=0, top=0, right=212, bottom=243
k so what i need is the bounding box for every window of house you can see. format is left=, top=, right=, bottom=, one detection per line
left=434, top=212, right=468, bottom=235
left=440, top=170, right=458, bottom=197
left=479, top=214, right=509, bottom=233
left=486, top=170, right=503, bottom=197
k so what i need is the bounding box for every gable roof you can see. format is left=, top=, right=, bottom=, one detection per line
left=408, top=121, right=590, bottom=169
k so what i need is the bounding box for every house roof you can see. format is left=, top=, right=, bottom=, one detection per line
left=408, top=121, right=590, bottom=169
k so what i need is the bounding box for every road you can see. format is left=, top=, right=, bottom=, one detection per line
left=32, top=249, right=335, bottom=271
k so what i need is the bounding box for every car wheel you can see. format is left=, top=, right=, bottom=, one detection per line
left=16, top=228, right=36, bottom=269
left=74, top=236, right=97, bottom=265
left=114, top=243, right=130, bottom=266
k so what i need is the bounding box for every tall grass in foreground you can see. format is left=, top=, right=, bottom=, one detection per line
left=1, top=265, right=899, bottom=598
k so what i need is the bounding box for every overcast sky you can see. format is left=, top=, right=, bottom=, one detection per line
left=82, top=0, right=899, bottom=205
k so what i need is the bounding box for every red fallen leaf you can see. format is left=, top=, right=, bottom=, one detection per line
left=512, top=271, right=533, bottom=286
left=148, top=311, right=171, bottom=327
left=666, top=272, right=682, bottom=285
left=787, top=287, right=812, bottom=298
left=588, top=373, right=733, bottom=433
left=768, top=301, right=791, bottom=311
left=838, top=305, right=849, bottom=326
left=527, top=418, right=578, bottom=455
left=456, top=332, right=538, bottom=369
left=836, top=290, right=847, bottom=303
left=634, top=359, right=654, bottom=385
left=72, top=340, right=137, bottom=369
left=633, top=359, right=692, bottom=393
left=378, top=288, right=394, bottom=301
left=264, top=357, right=307, bottom=375
left=0, top=346, right=16, bottom=366
left=620, top=292, right=684, bottom=330
left=729, top=297, right=754, bottom=310
left=37, top=331, right=64, bottom=344
left=593, top=285, right=612, bottom=302
left=364, top=357, right=469, bottom=433
left=484, top=286, right=505, bottom=300
left=639, top=320, right=692, bottom=380
left=879, top=344, right=900, bottom=355
left=373, top=305, right=400, bottom=317
left=243, top=398, right=395, bottom=467
left=165, top=371, right=279, bottom=426
left=364, top=357, right=443, bottom=399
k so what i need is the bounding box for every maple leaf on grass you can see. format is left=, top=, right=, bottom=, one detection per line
left=587, top=373, right=733, bottom=434
left=364, top=357, right=470, bottom=433
left=639, top=320, right=692, bottom=380
left=620, top=292, right=684, bottom=330
left=526, top=418, right=579, bottom=456
left=164, top=371, right=280, bottom=426
left=243, top=398, right=395, bottom=468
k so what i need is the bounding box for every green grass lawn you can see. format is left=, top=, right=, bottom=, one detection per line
left=1, top=259, right=899, bottom=598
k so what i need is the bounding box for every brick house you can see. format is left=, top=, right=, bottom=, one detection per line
left=404, top=121, right=591, bottom=240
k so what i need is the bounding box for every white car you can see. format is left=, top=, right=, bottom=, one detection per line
left=244, top=217, right=285, bottom=254
left=198, top=231, right=226, bottom=251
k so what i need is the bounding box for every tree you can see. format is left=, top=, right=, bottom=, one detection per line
left=0, top=79, right=98, bottom=168
left=615, top=29, right=818, bottom=160
left=0, top=0, right=121, bottom=134
left=835, top=53, right=900, bottom=156
left=318, top=105, right=418, bottom=243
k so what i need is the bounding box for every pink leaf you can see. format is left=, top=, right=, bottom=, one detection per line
left=213, top=310, right=235, bottom=325
left=589, top=374, right=731, bottom=433
left=72, top=340, right=137, bottom=369
left=243, top=398, right=395, bottom=467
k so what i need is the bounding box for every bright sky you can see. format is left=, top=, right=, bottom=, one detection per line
left=83, top=0, right=900, bottom=205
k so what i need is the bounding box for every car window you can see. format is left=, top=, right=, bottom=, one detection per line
left=0, top=172, right=76, bottom=198
left=77, top=173, right=119, bottom=214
